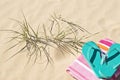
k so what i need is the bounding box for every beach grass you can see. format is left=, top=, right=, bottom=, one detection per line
left=1, top=14, right=99, bottom=66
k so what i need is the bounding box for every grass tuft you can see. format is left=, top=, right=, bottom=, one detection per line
left=1, top=14, right=99, bottom=66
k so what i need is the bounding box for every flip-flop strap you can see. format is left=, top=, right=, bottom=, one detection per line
left=106, top=51, right=120, bottom=63
left=90, top=49, right=101, bottom=64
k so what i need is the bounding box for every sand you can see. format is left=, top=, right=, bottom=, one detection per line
left=0, top=0, right=120, bottom=80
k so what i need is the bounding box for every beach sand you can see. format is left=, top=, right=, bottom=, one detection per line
left=0, top=0, right=120, bottom=80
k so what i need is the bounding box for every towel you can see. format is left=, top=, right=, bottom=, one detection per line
left=66, top=39, right=120, bottom=80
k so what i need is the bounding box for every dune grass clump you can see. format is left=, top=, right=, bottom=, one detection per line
left=1, top=14, right=99, bottom=65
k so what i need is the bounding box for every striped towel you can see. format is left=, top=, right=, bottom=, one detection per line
left=66, top=39, right=120, bottom=80
left=97, top=39, right=114, bottom=53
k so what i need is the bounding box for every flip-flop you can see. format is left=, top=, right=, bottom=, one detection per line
left=66, top=39, right=120, bottom=80
left=100, top=43, right=120, bottom=78
left=82, top=41, right=120, bottom=78
left=82, top=41, right=102, bottom=78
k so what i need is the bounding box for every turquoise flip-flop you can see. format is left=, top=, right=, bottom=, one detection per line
left=82, top=41, right=120, bottom=79
left=82, top=41, right=102, bottom=78
left=100, top=43, right=120, bottom=78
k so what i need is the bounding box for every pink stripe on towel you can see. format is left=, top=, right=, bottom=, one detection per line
left=66, top=56, right=99, bottom=80
left=75, top=56, right=100, bottom=80
left=99, top=39, right=113, bottom=47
